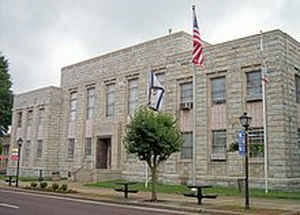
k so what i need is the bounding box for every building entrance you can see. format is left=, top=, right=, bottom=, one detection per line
left=96, top=137, right=111, bottom=169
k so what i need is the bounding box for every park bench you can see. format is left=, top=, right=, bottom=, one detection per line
left=184, top=184, right=217, bottom=204
left=114, top=182, right=139, bottom=198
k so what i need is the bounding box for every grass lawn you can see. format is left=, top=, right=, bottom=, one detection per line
left=85, top=179, right=300, bottom=200
left=0, top=174, right=6, bottom=180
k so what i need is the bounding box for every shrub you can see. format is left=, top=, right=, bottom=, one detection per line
left=52, top=183, right=59, bottom=191
left=40, top=182, right=48, bottom=189
left=228, top=142, right=238, bottom=152
left=30, top=182, right=38, bottom=188
left=46, top=187, right=53, bottom=192
left=59, top=184, right=68, bottom=192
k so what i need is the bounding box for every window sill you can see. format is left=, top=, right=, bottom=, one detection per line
left=179, top=159, right=192, bottom=162
left=212, top=101, right=226, bottom=105
left=249, top=157, right=264, bottom=163
left=246, top=98, right=262, bottom=102
left=106, top=116, right=115, bottom=120
left=211, top=153, right=226, bottom=161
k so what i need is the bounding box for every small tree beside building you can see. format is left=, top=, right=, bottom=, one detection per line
left=123, top=106, right=183, bottom=201
left=0, top=53, right=13, bottom=137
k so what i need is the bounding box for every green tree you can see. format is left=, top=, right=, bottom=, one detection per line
left=0, top=53, right=13, bottom=137
left=123, top=106, right=183, bottom=201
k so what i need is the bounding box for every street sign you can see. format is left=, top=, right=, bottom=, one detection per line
left=239, top=130, right=246, bottom=156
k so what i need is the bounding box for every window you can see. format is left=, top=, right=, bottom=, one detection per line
left=67, top=139, right=75, bottom=159
left=248, top=128, right=264, bottom=157
left=38, top=108, right=45, bottom=132
left=296, top=129, right=300, bottom=155
left=26, top=110, right=33, bottom=137
left=87, top=88, right=95, bottom=119
left=212, top=130, right=226, bottom=158
left=181, top=132, right=193, bottom=159
left=128, top=79, right=138, bottom=114
left=180, top=82, right=193, bottom=103
left=38, top=108, right=45, bottom=126
left=247, top=70, right=262, bottom=100
left=106, top=84, right=115, bottom=117
left=85, top=138, right=92, bottom=156
left=17, top=112, right=22, bottom=128
left=211, top=77, right=226, bottom=104
left=69, top=92, right=77, bottom=121
left=24, top=140, right=31, bottom=161
left=295, top=75, right=300, bottom=103
left=36, top=140, right=43, bottom=158
left=27, top=110, right=33, bottom=127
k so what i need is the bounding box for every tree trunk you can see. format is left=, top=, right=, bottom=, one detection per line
left=151, top=167, right=157, bottom=201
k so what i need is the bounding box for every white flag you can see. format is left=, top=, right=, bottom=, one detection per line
left=147, top=70, right=165, bottom=111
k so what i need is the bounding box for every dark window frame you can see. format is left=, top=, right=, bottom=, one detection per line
left=248, top=127, right=264, bottom=158
left=211, top=76, right=226, bottom=104
left=36, top=140, right=43, bottom=158
left=67, top=139, right=75, bottom=159
left=85, top=138, right=92, bottom=156
left=181, top=132, right=193, bottom=159
left=69, top=91, right=78, bottom=121
left=180, top=82, right=193, bottom=104
left=86, top=87, right=95, bottom=120
left=211, top=130, right=227, bottom=160
left=17, top=112, right=22, bottom=128
left=128, top=78, right=138, bottom=115
left=106, top=84, right=115, bottom=118
left=246, top=70, right=262, bottom=101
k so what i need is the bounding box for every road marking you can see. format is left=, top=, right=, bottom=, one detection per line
left=0, top=189, right=193, bottom=214
left=0, top=203, right=19, bottom=209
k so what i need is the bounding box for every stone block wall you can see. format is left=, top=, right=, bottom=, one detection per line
left=7, top=86, right=62, bottom=177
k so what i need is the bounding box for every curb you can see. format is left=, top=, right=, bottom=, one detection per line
left=0, top=185, right=242, bottom=215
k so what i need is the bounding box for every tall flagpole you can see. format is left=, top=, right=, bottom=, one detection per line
left=260, top=31, right=269, bottom=193
left=191, top=5, right=197, bottom=186
left=192, top=64, right=196, bottom=186
left=191, top=5, right=204, bottom=186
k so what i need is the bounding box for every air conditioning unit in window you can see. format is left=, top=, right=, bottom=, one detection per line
left=213, top=98, right=225, bottom=104
left=180, top=102, right=193, bottom=110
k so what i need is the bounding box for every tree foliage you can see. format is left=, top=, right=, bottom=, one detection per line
left=123, top=106, right=183, bottom=201
left=0, top=53, right=13, bottom=137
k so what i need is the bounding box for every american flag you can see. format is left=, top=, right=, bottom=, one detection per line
left=192, top=6, right=204, bottom=66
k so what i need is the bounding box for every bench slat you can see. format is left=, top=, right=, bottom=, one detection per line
left=114, top=188, right=138, bottom=193
left=202, top=194, right=217, bottom=199
left=183, top=193, right=197, bottom=197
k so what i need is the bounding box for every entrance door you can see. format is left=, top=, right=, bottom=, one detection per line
left=96, top=137, right=111, bottom=169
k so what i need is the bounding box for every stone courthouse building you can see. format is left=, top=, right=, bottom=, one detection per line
left=8, top=29, right=300, bottom=189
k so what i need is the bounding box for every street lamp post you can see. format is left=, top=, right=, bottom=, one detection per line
left=16, top=137, right=23, bottom=187
left=239, top=112, right=252, bottom=210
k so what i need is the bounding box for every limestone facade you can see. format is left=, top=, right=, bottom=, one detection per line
left=8, top=30, right=300, bottom=189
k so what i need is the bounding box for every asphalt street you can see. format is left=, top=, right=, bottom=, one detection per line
left=0, top=189, right=191, bottom=215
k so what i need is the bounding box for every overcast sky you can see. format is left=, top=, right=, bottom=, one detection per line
left=1, top=0, right=299, bottom=94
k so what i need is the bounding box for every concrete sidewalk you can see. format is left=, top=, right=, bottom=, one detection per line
left=2, top=181, right=300, bottom=215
